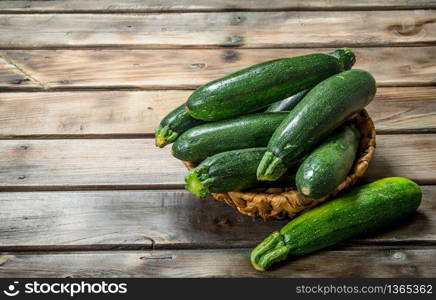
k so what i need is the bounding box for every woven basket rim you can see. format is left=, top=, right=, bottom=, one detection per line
left=182, top=109, right=376, bottom=220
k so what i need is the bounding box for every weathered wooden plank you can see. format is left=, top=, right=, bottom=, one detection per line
left=368, top=87, right=436, bottom=133
left=0, top=90, right=183, bottom=137
left=1, top=1, right=436, bottom=12
left=0, top=11, right=435, bottom=48
left=0, top=134, right=435, bottom=190
left=0, top=190, right=278, bottom=249
left=0, top=56, right=38, bottom=89
left=1, top=47, right=435, bottom=90
left=0, top=87, right=435, bottom=137
left=0, top=139, right=184, bottom=189
left=365, top=135, right=436, bottom=184
left=0, top=248, right=435, bottom=277
left=0, top=186, right=434, bottom=250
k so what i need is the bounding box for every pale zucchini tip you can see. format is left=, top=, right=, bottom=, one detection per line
left=257, top=151, right=288, bottom=181
left=185, top=170, right=210, bottom=198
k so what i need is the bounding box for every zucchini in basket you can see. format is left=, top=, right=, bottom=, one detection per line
left=265, top=89, right=309, bottom=112
left=257, top=69, right=376, bottom=181
left=296, top=124, right=360, bottom=200
left=185, top=148, right=296, bottom=198
left=172, top=113, right=287, bottom=162
left=186, top=48, right=356, bottom=121
left=155, top=104, right=204, bottom=148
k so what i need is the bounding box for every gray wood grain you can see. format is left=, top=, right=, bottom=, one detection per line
left=1, top=47, right=435, bottom=90
left=0, top=87, right=435, bottom=137
left=1, top=0, right=436, bottom=12
left=0, top=135, right=435, bottom=190
left=0, top=56, right=39, bottom=89
left=0, top=248, right=434, bottom=277
left=0, top=187, right=434, bottom=250
left=1, top=11, right=436, bottom=48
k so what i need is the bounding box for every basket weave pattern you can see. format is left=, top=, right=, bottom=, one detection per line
left=183, top=109, right=376, bottom=220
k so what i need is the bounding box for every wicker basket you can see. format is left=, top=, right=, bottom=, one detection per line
left=183, top=109, right=376, bottom=220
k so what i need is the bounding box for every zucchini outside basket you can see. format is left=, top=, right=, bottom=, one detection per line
left=182, top=110, right=376, bottom=220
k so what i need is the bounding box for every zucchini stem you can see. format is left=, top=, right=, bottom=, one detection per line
left=328, top=48, right=356, bottom=71
left=155, top=126, right=179, bottom=148
left=256, top=151, right=288, bottom=181
left=185, top=170, right=210, bottom=198
left=251, top=231, right=291, bottom=271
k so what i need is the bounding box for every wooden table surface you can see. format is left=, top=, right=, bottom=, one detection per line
left=0, top=0, right=436, bottom=278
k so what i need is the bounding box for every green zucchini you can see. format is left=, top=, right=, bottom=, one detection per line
left=172, top=113, right=288, bottom=163
left=251, top=177, right=422, bottom=271
left=155, top=104, right=204, bottom=148
left=265, top=89, right=309, bottom=112
left=296, top=124, right=360, bottom=199
left=185, top=148, right=295, bottom=198
left=186, top=48, right=355, bottom=121
left=257, top=69, right=376, bottom=181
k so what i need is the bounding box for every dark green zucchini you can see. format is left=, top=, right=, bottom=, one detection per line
left=251, top=177, right=422, bottom=271
left=257, top=69, right=376, bottom=181
left=186, top=48, right=356, bottom=121
left=155, top=104, right=204, bottom=148
left=296, top=124, right=360, bottom=199
left=185, top=148, right=296, bottom=198
left=185, top=148, right=266, bottom=198
left=265, top=89, right=309, bottom=112
left=172, top=113, right=288, bottom=162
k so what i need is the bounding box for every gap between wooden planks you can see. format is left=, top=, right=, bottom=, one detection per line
left=0, top=248, right=435, bottom=277
left=0, top=187, right=434, bottom=250
left=0, top=134, right=435, bottom=190
left=1, top=0, right=436, bottom=13
left=0, top=11, right=435, bottom=48
left=0, top=87, right=435, bottom=138
left=1, top=47, right=435, bottom=90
